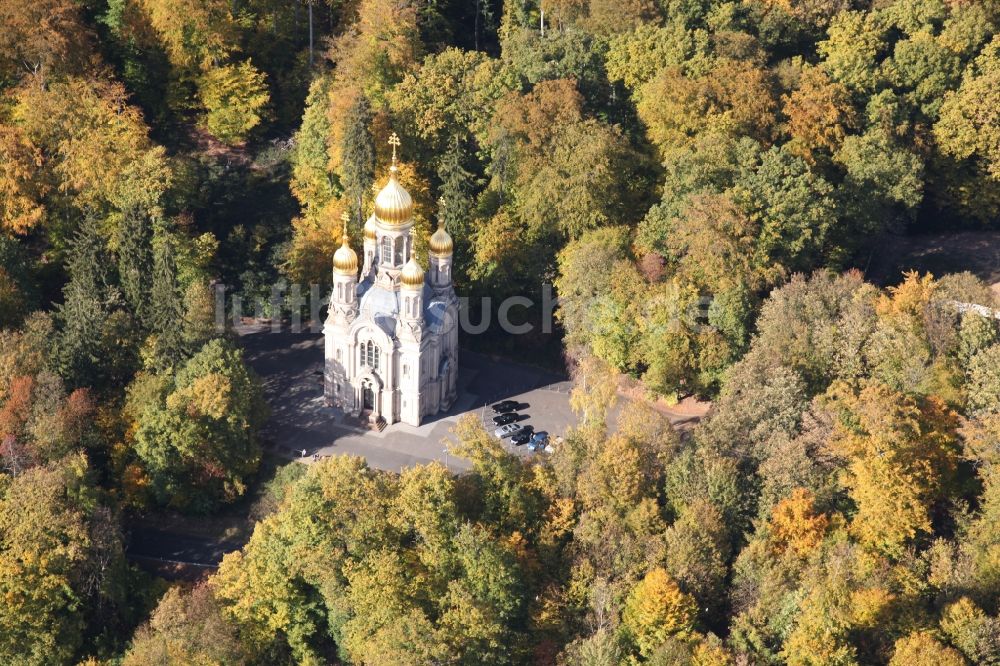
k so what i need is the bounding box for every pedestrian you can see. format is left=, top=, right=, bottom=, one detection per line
left=301, top=448, right=307, bottom=458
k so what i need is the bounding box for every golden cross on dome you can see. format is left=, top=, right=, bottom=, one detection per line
left=340, top=211, right=350, bottom=240
left=388, top=132, right=401, bottom=166
left=437, top=196, right=447, bottom=228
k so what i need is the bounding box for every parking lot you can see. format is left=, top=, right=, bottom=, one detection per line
left=239, top=328, right=578, bottom=472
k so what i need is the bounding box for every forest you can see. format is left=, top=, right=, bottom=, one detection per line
left=2, top=0, right=1000, bottom=663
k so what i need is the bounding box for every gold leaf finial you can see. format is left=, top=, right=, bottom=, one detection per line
left=340, top=210, right=350, bottom=242
left=437, top=196, right=446, bottom=228
left=388, top=132, right=401, bottom=167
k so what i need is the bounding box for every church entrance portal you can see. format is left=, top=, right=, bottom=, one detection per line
left=362, top=383, right=375, bottom=411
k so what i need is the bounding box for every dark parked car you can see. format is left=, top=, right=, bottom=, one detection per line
left=492, top=412, right=518, bottom=426
left=491, top=400, right=518, bottom=414
left=511, top=431, right=532, bottom=446
left=528, top=431, right=549, bottom=451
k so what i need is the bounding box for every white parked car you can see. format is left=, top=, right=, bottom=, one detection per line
left=494, top=423, right=522, bottom=439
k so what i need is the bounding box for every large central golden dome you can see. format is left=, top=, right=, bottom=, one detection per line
left=373, top=166, right=413, bottom=226
left=374, top=133, right=414, bottom=227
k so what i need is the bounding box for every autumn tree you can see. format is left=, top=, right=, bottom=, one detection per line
left=824, top=381, right=961, bottom=556
left=767, top=488, right=830, bottom=558
left=388, top=47, right=509, bottom=154
left=290, top=75, right=338, bottom=218
left=123, top=583, right=254, bottom=665
left=0, top=0, right=92, bottom=83
left=622, top=568, right=698, bottom=658
left=782, top=65, right=857, bottom=163
left=13, top=76, right=171, bottom=222
left=137, top=0, right=235, bottom=70
left=490, top=79, right=646, bottom=239
left=0, top=455, right=126, bottom=665
left=637, top=59, right=778, bottom=154
left=935, top=36, right=1000, bottom=221
left=198, top=61, right=271, bottom=145
left=0, top=126, right=48, bottom=235
left=129, top=339, right=264, bottom=510
left=888, top=631, right=966, bottom=666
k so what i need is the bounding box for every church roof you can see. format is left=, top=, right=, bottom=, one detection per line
left=356, top=280, right=450, bottom=335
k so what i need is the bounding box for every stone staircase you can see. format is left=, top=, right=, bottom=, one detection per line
left=374, top=416, right=387, bottom=432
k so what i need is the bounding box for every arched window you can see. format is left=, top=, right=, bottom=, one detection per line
left=394, top=236, right=405, bottom=265
left=361, top=341, right=380, bottom=370
left=381, top=236, right=393, bottom=266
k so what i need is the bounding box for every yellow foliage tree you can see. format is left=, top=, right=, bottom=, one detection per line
left=783, top=65, right=857, bottom=163
left=14, top=76, right=171, bottom=218
left=197, top=61, right=270, bottom=145
left=138, top=0, right=235, bottom=70
left=888, top=631, right=966, bottom=666
left=768, top=487, right=830, bottom=558
left=638, top=60, right=777, bottom=154
left=622, top=567, right=697, bottom=657
left=825, top=381, right=961, bottom=557
left=0, top=126, right=48, bottom=235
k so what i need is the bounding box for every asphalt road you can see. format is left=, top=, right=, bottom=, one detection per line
left=126, top=525, right=245, bottom=567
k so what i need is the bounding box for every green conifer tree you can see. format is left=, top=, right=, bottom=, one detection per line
left=437, top=136, right=474, bottom=278
left=340, top=95, right=376, bottom=226
left=56, top=217, right=117, bottom=389
left=117, top=206, right=154, bottom=326
left=149, top=230, right=187, bottom=371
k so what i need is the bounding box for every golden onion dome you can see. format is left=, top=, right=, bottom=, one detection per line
left=400, top=257, right=425, bottom=289
left=373, top=166, right=414, bottom=227
left=374, top=134, right=413, bottom=227
left=332, top=214, right=358, bottom=275
left=429, top=220, right=453, bottom=257
left=363, top=214, right=377, bottom=241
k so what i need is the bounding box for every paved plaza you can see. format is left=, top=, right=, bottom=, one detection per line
left=240, top=327, right=577, bottom=472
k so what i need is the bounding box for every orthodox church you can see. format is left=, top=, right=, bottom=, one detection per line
left=323, top=134, right=459, bottom=427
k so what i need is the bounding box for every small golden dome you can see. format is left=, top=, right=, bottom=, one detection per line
left=400, top=257, right=424, bottom=289
left=429, top=220, right=453, bottom=256
left=363, top=214, right=377, bottom=241
left=333, top=214, right=358, bottom=275
left=373, top=167, right=414, bottom=227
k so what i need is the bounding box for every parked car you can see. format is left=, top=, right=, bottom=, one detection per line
left=528, top=431, right=549, bottom=451
left=494, top=423, right=522, bottom=438
left=511, top=431, right=532, bottom=446
left=491, top=400, right=518, bottom=414
left=492, top=412, right=518, bottom=426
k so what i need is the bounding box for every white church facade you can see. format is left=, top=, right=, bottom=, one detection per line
left=323, top=134, right=459, bottom=427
